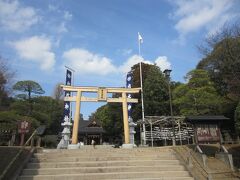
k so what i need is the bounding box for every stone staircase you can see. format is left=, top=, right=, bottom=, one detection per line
left=18, top=146, right=193, bottom=180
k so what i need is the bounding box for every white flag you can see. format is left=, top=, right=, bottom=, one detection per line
left=138, top=32, right=143, bottom=43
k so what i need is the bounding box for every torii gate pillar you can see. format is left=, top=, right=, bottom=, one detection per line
left=122, top=92, right=130, bottom=144
left=72, top=90, right=82, bottom=144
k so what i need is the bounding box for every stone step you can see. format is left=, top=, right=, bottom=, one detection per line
left=27, top=159, right=181, bottom=168
left=18, top=171, right=192, bottom=180
left=30, top=155, right=176, bottom=163
left=41, top=148, right=173, bottom=154
left=19, top=147, right=193, bottom=180
left=34, top=151, right=173, bottom=158
left=34, top=153, right=174, bottom=159
left=22, top=165, right=186, bottom=175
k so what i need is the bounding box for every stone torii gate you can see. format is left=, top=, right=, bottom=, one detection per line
left=61, top=85, right=140, bottom=147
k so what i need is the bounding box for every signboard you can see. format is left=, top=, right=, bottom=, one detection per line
left=18, top=120, right=31, bottom=134
left=196, top=124, right=220, bottom=142
left=98, top=87, right=107, bottom=101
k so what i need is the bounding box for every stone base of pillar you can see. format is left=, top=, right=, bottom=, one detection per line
left=68, top=143, right=80, bottom=149
left=122, top=144, right=134, bottom=149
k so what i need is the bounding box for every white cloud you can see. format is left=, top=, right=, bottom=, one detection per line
left=155, top=56, right=171, bottom=71
left=0, top=0, right=39, bottom=32
left=170, top=0, right=237, bottom=39
left=63, top=48, right=117, bottom=75
left=119, top=55, right=151, bottom=73
left=11, top=36, right=55, bottom=71
left=119, top=55, right=171, bottom=73
left=63, top=48, right=171, bottom=75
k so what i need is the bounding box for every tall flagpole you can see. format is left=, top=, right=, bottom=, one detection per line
left=138, top=32, right=146, bottom=146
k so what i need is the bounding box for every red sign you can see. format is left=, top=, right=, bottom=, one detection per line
left=196, top=124, right=220, bottom=142
left=18, top=120, right=31, bottom=134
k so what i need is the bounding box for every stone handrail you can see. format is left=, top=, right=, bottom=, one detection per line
left=173, top=145, right=238, bottom=180
left=0, top=130, right=37, bottom=180
left=173, top=146, right=208, bottom=179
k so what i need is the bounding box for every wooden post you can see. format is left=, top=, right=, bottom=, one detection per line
left=72, top=90, right=82, bottom=144
left=122, top=92, right=130, bottom=144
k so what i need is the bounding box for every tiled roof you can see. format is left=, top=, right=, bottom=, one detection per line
left=78, top=119, right=105, bottom=134
left=186, top=115, right=229, bottom=122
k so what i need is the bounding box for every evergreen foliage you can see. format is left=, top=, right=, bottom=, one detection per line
left=142, top=65, right=169, bottom=116
left=13, top=80, right=45, bottom=100
left=1, top=80, right=63, bottom=139
left=131, top=63, right=170, bottom=120
left=94, top=103, right=123, bottom=141
left=197, top=23, right=240, bottom=101
left=173, top=69, right=223, bottom=116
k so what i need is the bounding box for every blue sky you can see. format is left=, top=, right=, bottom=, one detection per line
left=1, top=0, right=240, bottom=119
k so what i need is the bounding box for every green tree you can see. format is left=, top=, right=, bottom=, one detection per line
left=11, top=80, right=63, bottom=134
left=0, top=111, right=39, bottom=130
left=13, top=80, right=45, bottom=100
left=127, top=62, right=153, bottom=121
left=173, top=69, right=223, bottom=116
left=142, top=65, right=169, bottom=116
left=94, top=103, right=123, bottom=141
left=0, top=111, right=20, bottom=130
left=131, top=62, right=153, bottom=89
left=13, top=80, right=45, bottom=114
left=196, top=23, right=240, bottom=132
left=10, top=96, right=63, bottom=134
left=32, top=96, right=63, bottom=134
left=130, top=63, right=170, bottom=120
left=197, top=23, right=240, bottom=101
